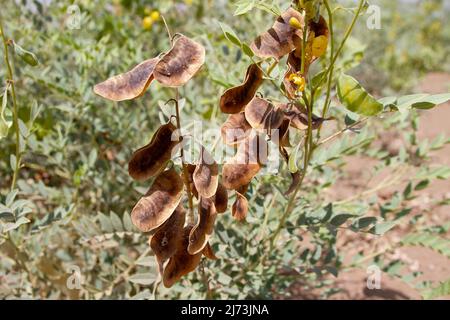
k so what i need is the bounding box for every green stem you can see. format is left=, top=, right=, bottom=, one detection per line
left=0, top=15, right=21, bottom=190
left=175, top=88, right=195, bottom=225
left=317, top=0, right=335, bottom=139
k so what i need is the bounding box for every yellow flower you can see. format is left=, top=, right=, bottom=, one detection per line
left=289, top=74, right=306, bottom=92
left=289, top=17, right=303, bottom=30
left=311, top=35, right=328, bottom=57
left=150, top=10, right=160, bottom=22
left=142, top=16, right=153, bottom=30
left=184, top=0, right=193, bottom=5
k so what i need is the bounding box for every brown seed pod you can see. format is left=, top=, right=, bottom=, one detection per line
left=185, top=163, right=199, bottom=198
left=128, top=122, right=179, bottom=181
left=131, top=168, right=184, bottom=232
left=244, top=97, right=284, bottom=131
left=232, top=191, right=249, bottom=221
left=222, top=135, right=267, bottom=190
left=219, top=63, right=264, bottom=114
left=250, top=8, right=304, bottom=59
left=150, top=205, right=186, bottom=274
left=193, top=147, right=219, bottom=199
left=213, top=182, right=228, bottom=214
left=93, top=58, right=159, bottom=101
left=279, top=145, right=302, bottom=196
left=153, top=35, right=205, bottom=87
left=285, top=171, right=302, bottom=196
left=276, top=119, right=291, bottom=147
left=163, top=225, right=202, bottom=288
left=221, top=112, right=252, bottom=145
left=202, top=242, right=218, bottom=260
left=188, top=197, right=217, bottom=255
left=281, top=103, right=325, bottom=130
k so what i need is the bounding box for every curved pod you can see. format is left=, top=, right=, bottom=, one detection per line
left=131, top=168, right=184, bottom=232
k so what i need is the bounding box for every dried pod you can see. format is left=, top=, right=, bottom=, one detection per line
left=281, top=103, right=325, bottom=130
left=277, top=119, right=291, bottom=147
left=128, top=122, right=179, bottom=181
left=163, top=225, right=202, bottom=288
left=221, top=112, right=252, bottom=145
left=202, top=242, right=218, bottom=260
left=232, top=191, right=249, bottom=221
left=213, top=182, right=228, bottom=214
left=153, top=35, right=205, bottom=87
left=279, top=145, right=302, bottom=195
left=250, top=8, right=304, bottom=59
left=244, top=97, right=284, bottom=131
left=188, top=197, right=217, bottom=255
left=193, top=147, right=219, bottom=198
left=222, top=135, right=267, bottom=190
left=131, top=168, right=184, bottom=232
left=219, top=63, right=264, bottom=114
left=150, top=205, right=186, bottom=274
left=186, top=163, right=199, bottom=198
left=285, top=171, right=302, bottom=196
left=94, top=58, right=159, bottom=101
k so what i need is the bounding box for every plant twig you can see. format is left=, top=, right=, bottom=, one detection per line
left=317, top=0, right=335, bottom=139
left=0, top=15, right=21, bottom=191
left=162, top=16, right=195, bottom=224
left=174, top=89, right=195, bottom=224
left=317, top=117, right=368, bottom=146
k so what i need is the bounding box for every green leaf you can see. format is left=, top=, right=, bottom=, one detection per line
left=411, top=93, right=450, bottom=109
left=337, top=73, right=383, bottom=116
left=380, top=93, right=450, bottom=112
left=122, top=211, right=134, bottom=232
left=88, top=149, right=97, bottom=167
left=369, top=221, right=397, bottom=235
left=110, top=211, right=123, bottom=232
left=422, top=279, right=450, bottom=300
left=217, top=273, right=232, bottom=285
left=18, top=119, right=29, bottom=138
left=0, top=86, right=12, bottom=139
left=219, top=22, right=241, bottom=47
left=12, top=41, right=39, bottom=67
left=234, top=0, right=254, bottom=16
left=128, top=272, right=155, bottom=285
left=242, top=43, right=254, bottom=58
left=401, top=233, right=450, bottom=258
left=330, top=213, right=356, bottom=227
left=98, top=212, right=113, bottom=233
left=5, top=189, right=18, bottom=207
left=351, top=216, right=377, bottom=230
left=3, top=216, right=31, bottom=232
left=135, top=256, right=157, bottom=267
left=130, top=289, right=153, bottom=300
left=288, top=144, right=301, bottom=173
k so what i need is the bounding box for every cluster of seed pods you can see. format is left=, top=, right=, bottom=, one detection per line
left=94, top=35, right=227, bottom=287
left=93, top=5, right=330, bottom=288
left=219, top=6, right=330, bottom=217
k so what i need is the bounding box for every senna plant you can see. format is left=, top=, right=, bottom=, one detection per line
left=93, top=0, right=450, bottom=292
left=1, top=0, right=449, bottom=300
